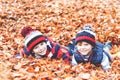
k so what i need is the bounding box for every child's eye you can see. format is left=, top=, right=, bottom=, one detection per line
left=84, top=43, right=88, bottom=46
left=78, top=44, right=81, bottom=46
left=40, top=42, right=43, bottom=45
left=34, top=45, right=39, bottom=49
left=77, top=42, right=82, bottom=46
left=40, top=42, right=44, bottom=45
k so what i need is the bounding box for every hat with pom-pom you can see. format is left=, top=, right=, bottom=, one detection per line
left=75, top=24, right=96, bottom=47
left=21, top=26, right=46, bottom=52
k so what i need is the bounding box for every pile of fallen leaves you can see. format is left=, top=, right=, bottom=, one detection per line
left=0, top=0, right=120, bottom=80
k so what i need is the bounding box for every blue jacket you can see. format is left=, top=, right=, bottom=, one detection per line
left=73, top=42, right=104, bottom=66
left=67, top=40, right=112, bottom=69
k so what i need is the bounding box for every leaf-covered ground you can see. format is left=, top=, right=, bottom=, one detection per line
left=0, top=0, right=120, bottom=80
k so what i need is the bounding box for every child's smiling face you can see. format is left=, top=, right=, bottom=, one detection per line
left=76, top=41, right=93, bottom=56
left=32, top=42, right=47, bottom=56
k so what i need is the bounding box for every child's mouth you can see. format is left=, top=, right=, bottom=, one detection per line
left=39, top=49, right=45, bottom=53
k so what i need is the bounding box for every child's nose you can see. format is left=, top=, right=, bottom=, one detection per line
left=81, top=45, right=85, bottom=48
left=38, top=45, right=42, bottom=49
left=78, top=45, right=84, bottom=49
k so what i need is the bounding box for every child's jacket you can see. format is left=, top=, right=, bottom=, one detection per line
left=23, top=36, right=71, bottom=62
left=67, top=40, right=112, bottom=71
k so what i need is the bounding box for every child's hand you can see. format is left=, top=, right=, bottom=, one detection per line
left=105, top=67, right=112, bottom=75
left=13, top=53, right=22, bottom=59
left=14, top=48, right=27, bottom=59
left=112, top=51, right=120, bottom=58
left=105, top=41, right=112, bottom=50
left=19, top=48, right=27, bottom=58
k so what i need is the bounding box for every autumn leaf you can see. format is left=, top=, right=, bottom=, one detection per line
left=0, top=0, right=120, bottom=79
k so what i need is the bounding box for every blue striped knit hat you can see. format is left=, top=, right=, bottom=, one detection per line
left=75, top=24, right=96, bottom=47
left=21, top=26, right=46, bottom=53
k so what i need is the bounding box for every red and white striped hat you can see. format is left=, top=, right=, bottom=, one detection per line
left=21, top=26, right=46, bottom=52
left=75, top=24, right=96, bottom=47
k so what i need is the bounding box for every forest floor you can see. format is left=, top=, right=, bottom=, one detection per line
left=0, top=0, right=120, bottom=80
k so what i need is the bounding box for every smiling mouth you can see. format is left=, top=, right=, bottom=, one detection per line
left=81, top=50, right=87, bottom=52
left=39, top=49, right=45, bottom=53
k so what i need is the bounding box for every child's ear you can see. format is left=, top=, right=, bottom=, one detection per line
left=92, top=45, right=94, bottom=48
left=32, top=50, right=35, bottom=54
left=75, top=45, right=77, bottom=48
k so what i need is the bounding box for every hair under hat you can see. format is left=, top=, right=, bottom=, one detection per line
left=21, top=26, right=46, bottom=53
left=75, top=24, right=96, bottom=47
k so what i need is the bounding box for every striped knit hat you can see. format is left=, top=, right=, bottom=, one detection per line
left=21, top=26, right=46, bottom=53
left=75, top=24, right=96, bottom=47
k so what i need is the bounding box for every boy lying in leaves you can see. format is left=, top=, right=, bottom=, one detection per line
left=67, top=24, right=113, bottom=72
left=15, top=26, right=71, bottom=62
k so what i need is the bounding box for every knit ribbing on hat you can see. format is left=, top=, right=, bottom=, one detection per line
left=76, top=36, right=95, bottom=43
left=26, top=31, right=46, bottom=52
left=25, top=31, right=42, bottom=45
left=21, top=26, right=46, bottom=52
left=26, top=35, right=46, bottom=52
left=75, top=24, right=96, bottom=47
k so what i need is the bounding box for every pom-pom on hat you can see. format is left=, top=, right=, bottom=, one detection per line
left=21, top=26, right=46, bottom=52
left=75, top=24, right=96, bottom=47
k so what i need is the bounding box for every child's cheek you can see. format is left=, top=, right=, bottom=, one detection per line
left=34, top=49, right=38, bottom=54
left=77, top=46, right=81, bottom=52
left=77, top=45, right=81, bottom=49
